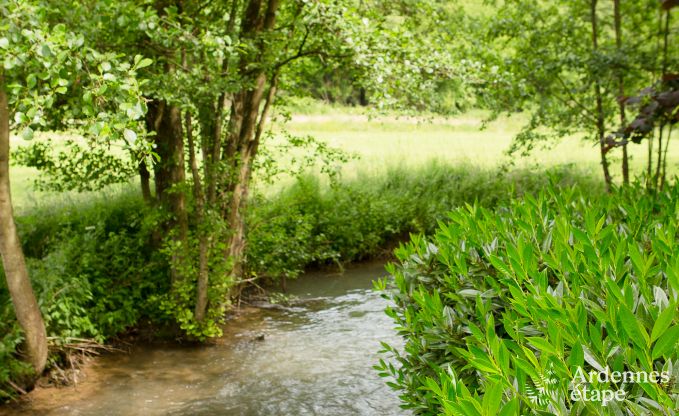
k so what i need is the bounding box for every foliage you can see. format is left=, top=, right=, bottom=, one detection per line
left=474, top=0, right=677, bottom=187
left=0, top=297, right=32, bottom=400
left=6, top=0, right=462, bottom=339
left=1, top=0, right=150, bottom=190
left=246, top=163, right=601, bottom=280
left=151, top=225, right=234, bottom=340
left=378, top=183, right=679, bottom=414
left=18, top=192, right=166, bottom=337
left=0, top=191, right=168, bottom=398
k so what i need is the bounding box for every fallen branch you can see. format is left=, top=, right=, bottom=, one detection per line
left=6, top=379, right=28, bottom=395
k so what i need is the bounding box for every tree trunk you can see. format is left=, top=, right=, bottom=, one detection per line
left=186, top=112, right=210, bottom=322
left=656, top=124, right=664, bottom=189
left=138, top=159, right=152, bottom=202
left=221, top=0, right=280, bottom=279
left=661, top=125, right=672, bottom=190
left=647, top=131, right=654, bottom=187
left=613, top=0, right=628, bottom=184
left=224, top=73, right=278, bottom=280
left=224, top=88, right=263, bottom=277
left=0, top=73, right=48, bottom=376
left=147, top=99, right=189, bottom=283
left=656, top=11, right=671, bottom=189
left=590, top=0, right=612, bottom=191
left=359, top=87, right=368, bottom=106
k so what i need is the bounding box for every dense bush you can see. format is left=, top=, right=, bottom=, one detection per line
left=0, top=192, right=167, bottom=399
left=378, top=184, right=679, bottom=415
left=246, top=163, right=600, bottom=280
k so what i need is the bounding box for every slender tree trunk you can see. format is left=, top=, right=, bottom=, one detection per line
left=656, top=10, right=672, bottom=189
left=359, top=87, right=368, bottom=106
left=648, top=131, right=654, bottom=186
left=613, top=0, right=628, bottom=184
left=153, top=105, right=185, bottom=206
left=221, top=0, right=280, bottom=279
left=656, top=124, right=664, bottom=189
left=591, top=0, right=612, bottom=191
left=657, top=11, right=671, bottom=189
left=206, top=0, right=239, bottom=208
left=224, top=83, right=265, bottom=277
left=225, top=74, right=278, bottom=279
left=186, top=113, right=210, bottom=321
left=163, top=104, right=188, bottom=284
left=661, top=125, right=672, bottom=189
left=0, top=73, right=47, bottom=376
left=207, top=92, right=228, bottom=206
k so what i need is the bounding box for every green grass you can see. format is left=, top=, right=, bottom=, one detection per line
left=10, top=103, right=679, bottom=210
left=256, top=105, right=679, bottom=192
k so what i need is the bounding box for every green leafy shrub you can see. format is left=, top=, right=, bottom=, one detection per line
left=0, top=191, right=169, bottom=398
left=17, top=192, right=167, bottom=339
left=379, top=184, right=679, bottom=415
left=0, top=294, right=33, bottom=401
left=246, top=163, right=601, bottom=280
left=151, top=229, right=234, bottom=340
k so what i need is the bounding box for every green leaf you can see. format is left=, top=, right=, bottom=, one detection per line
left=468, top=346, right=499, bottom=374
left=652, top=325, right=679, bottom=359
left=38, top=43, right=51, bottom=57
left=136, top=58, right=153, bottom=69
left=0, top=38, right=8, bottom=49
left=513, top=357, right=539, bottom=379
left=4, top=57, right=15, bottom=70
left=498, top=398, right=518, bottom=416
left=489, top=255, right=512, bottom=277
left=14, top=112, right=26, bottom=124
left=482, top=380, right=504, bottom=416
left=123, top=129, right=137, bottom=143
left=527, top=337, right=558, bottom=355
left=458, top=399, right=483, bottom=416
left=21, top=127, right=34, bottom=140
left=619, top=305, right=650, bottom=347
left=651, top=304, right=676, bottom=343
left=568, top=343, right=584, bottom=369
left=26, top=74, right=37, bottom=89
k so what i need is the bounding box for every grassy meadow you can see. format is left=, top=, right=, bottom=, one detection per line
left=10, top=103, right=679, bottom=212
left=263, top=105, right=679, bottom=191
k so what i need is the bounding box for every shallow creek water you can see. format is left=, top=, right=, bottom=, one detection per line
left=5, top=262, right=408, bottom=416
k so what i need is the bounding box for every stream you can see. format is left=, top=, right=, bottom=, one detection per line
left=6, top=262, right=408, bottom=416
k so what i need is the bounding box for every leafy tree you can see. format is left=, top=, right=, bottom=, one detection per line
left=619, top=1, right=678, bottom=190
left=476, top=0, right=674, bottom=189
left=0, top=0, right=147, bottom=383
left=15, top=0, right=451, bottom=338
